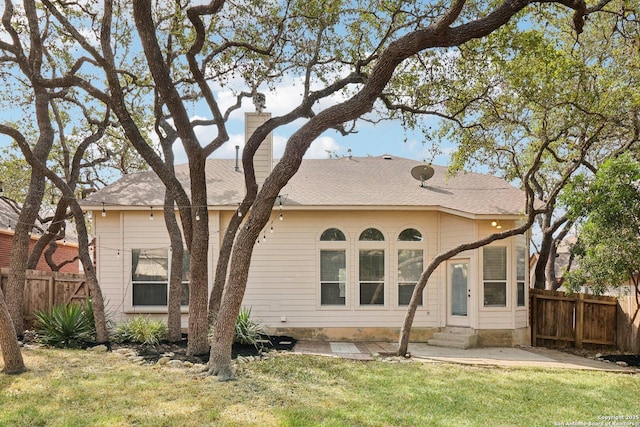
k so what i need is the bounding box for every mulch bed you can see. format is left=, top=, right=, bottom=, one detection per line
left=113, top=334, right=297, bottom=364
left=559, top=347, right=640, bottom=367
left=601, top=354, right=640, bottom=367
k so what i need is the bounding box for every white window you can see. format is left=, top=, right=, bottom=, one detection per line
left=131, top=249, right=189, bottom=307
left=397, top=228, right=424, bottom=306
left=517, top=246, right=526, bottom=307
left=359, top=228, right=385, bottom=306
left=483, top=246, right=507, bottom=307
left=320, top=228, right=347, bottom=306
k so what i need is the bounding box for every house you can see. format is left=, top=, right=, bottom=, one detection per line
left=0, top=198, right=80, bottom=273
left=80, top=113, right=531, bottom=347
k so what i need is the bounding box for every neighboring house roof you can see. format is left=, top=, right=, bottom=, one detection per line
left=0, top=198, right=78, bottom=243
left=0, top=198, right=21, bottom=233
left=82, top=155, right=527, bottom=217
left=0, top=198, right=44, bottom=236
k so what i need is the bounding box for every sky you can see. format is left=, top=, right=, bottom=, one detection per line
left=180, top=80, right=455, bottom=166
left=0, top=85, right=456, bottom=171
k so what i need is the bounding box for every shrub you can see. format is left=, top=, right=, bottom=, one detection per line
left=34, top=303, right=95, bottom=348
left=113, top=317, right=167, bottom=346
left=234, top=307, right=267, bottom=348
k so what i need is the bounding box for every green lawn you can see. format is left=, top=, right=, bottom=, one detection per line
left=1, top=348, right=638, bottom=426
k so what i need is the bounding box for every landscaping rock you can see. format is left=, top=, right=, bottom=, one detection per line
left=616, top=361, right=629, bottom=367
left=192, top=363, right=207, bottom=373
left=88, top=345, right=108, bottom=352
left=167, top=360, right=184, bottom=368
left=156, top=356, right=171, bottom=366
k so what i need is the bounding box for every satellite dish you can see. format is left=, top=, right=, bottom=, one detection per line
left=411, top=164, right=435, bottom=187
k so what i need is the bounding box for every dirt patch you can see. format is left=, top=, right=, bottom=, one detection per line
left=112, top=334, right=297, bottom=364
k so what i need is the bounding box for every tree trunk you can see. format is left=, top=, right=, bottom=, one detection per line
left=69, top=201, right=109, bottom=344
left=208, top=212, right=240, bottom=325
left=545, top=242, right=558, bottom=290
left=6, top=165, right=49, bottom=336
left=208, top=217, right=257, bottom=380
left=534, top=225, right=553, bottom=290
left=0, top=287, right=26, bottom=374
left=4, top=0, right=56, bottom=337
left=186, top=159, right=210, bottom=356
left=165, top=195, right=185, bottom=343
left=535, top=213, right=570, bottom=290
left=27, top=199, right=69, bottom=270
left=159, top=133, right=185, bottom=343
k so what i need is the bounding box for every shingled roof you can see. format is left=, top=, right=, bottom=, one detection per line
left=82, top=155, right=526, bottom=217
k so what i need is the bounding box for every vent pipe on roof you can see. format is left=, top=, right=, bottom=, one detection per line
left=348, top=148, right=352, bottom=159
left=234, top=145, right=240, bottom=172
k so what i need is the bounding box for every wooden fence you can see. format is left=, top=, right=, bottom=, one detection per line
left=617, top=292, right=640, bottom=353
left=530, top=288, right=640, bottom=352
left=0, top=268, right=88, bottom=328
left=530, top=289, right=618, bottom=349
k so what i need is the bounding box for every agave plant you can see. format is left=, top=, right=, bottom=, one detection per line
left=34, top=303, right=95, bottom=348
left=234, top=307, right=267, bottom=348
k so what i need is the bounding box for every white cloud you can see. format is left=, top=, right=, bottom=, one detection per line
left=274, top=134, right=343, bottom=160
left=212, top=71, right=355, bottom=121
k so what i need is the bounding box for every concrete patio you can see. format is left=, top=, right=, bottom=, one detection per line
left=293, top=341, right=639, bottom=372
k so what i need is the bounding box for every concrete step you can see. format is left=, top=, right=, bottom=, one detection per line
left=428, top=327, right=478, bottom=349
left=426, top=339, right=473, bottom=350
left=441, top=326, right=476, bottom=335
left=431, top=332, right=474, bottom=343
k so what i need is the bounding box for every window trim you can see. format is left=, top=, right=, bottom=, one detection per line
left=516, top=245, right=527, bottom=308
left=130, top=247, right=191, bottom=311
left=482, top=245, right=509, bottom=309
left=317, top=227, right=349, bottom=309
left=357, top=227, right=387, bottom=308
left=396, top=227, right=425, bottom=307
left=319, top=249, right=348, bottom=307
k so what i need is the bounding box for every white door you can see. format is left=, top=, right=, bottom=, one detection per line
left=447, top=259, right=470, bottom=327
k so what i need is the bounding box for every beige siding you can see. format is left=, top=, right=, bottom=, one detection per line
left=94, top=206, right=527, bottom=335
left=515, top=309, right=528, bottom=328
left=440, top=214, right=475, bottom=253
left=94, top=212, right=125, bottom=322
left=94, top=210, right=219, bottom=326
left=475, top=220, right=529, bottom=330
left=242, top=210, right=442, bottom=329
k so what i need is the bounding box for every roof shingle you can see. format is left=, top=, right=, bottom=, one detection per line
left=82, top=155, right=526, bottom=216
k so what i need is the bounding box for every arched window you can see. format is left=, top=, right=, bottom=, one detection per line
left=397, top=228, right=424, bottom=306
left=358, top=227, right=385, bottom=305
left=319, top=228, right=347, bottom=306
left=398, top=228, right=423, bottom=242
left=321, top=228, right=346, bottom=241
left=359, top=227, right=384, bottom=241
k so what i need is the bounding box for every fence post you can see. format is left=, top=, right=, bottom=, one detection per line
left=531, top=290, right=537, bottom=346
left=575, top=293, right=584, bottom=349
